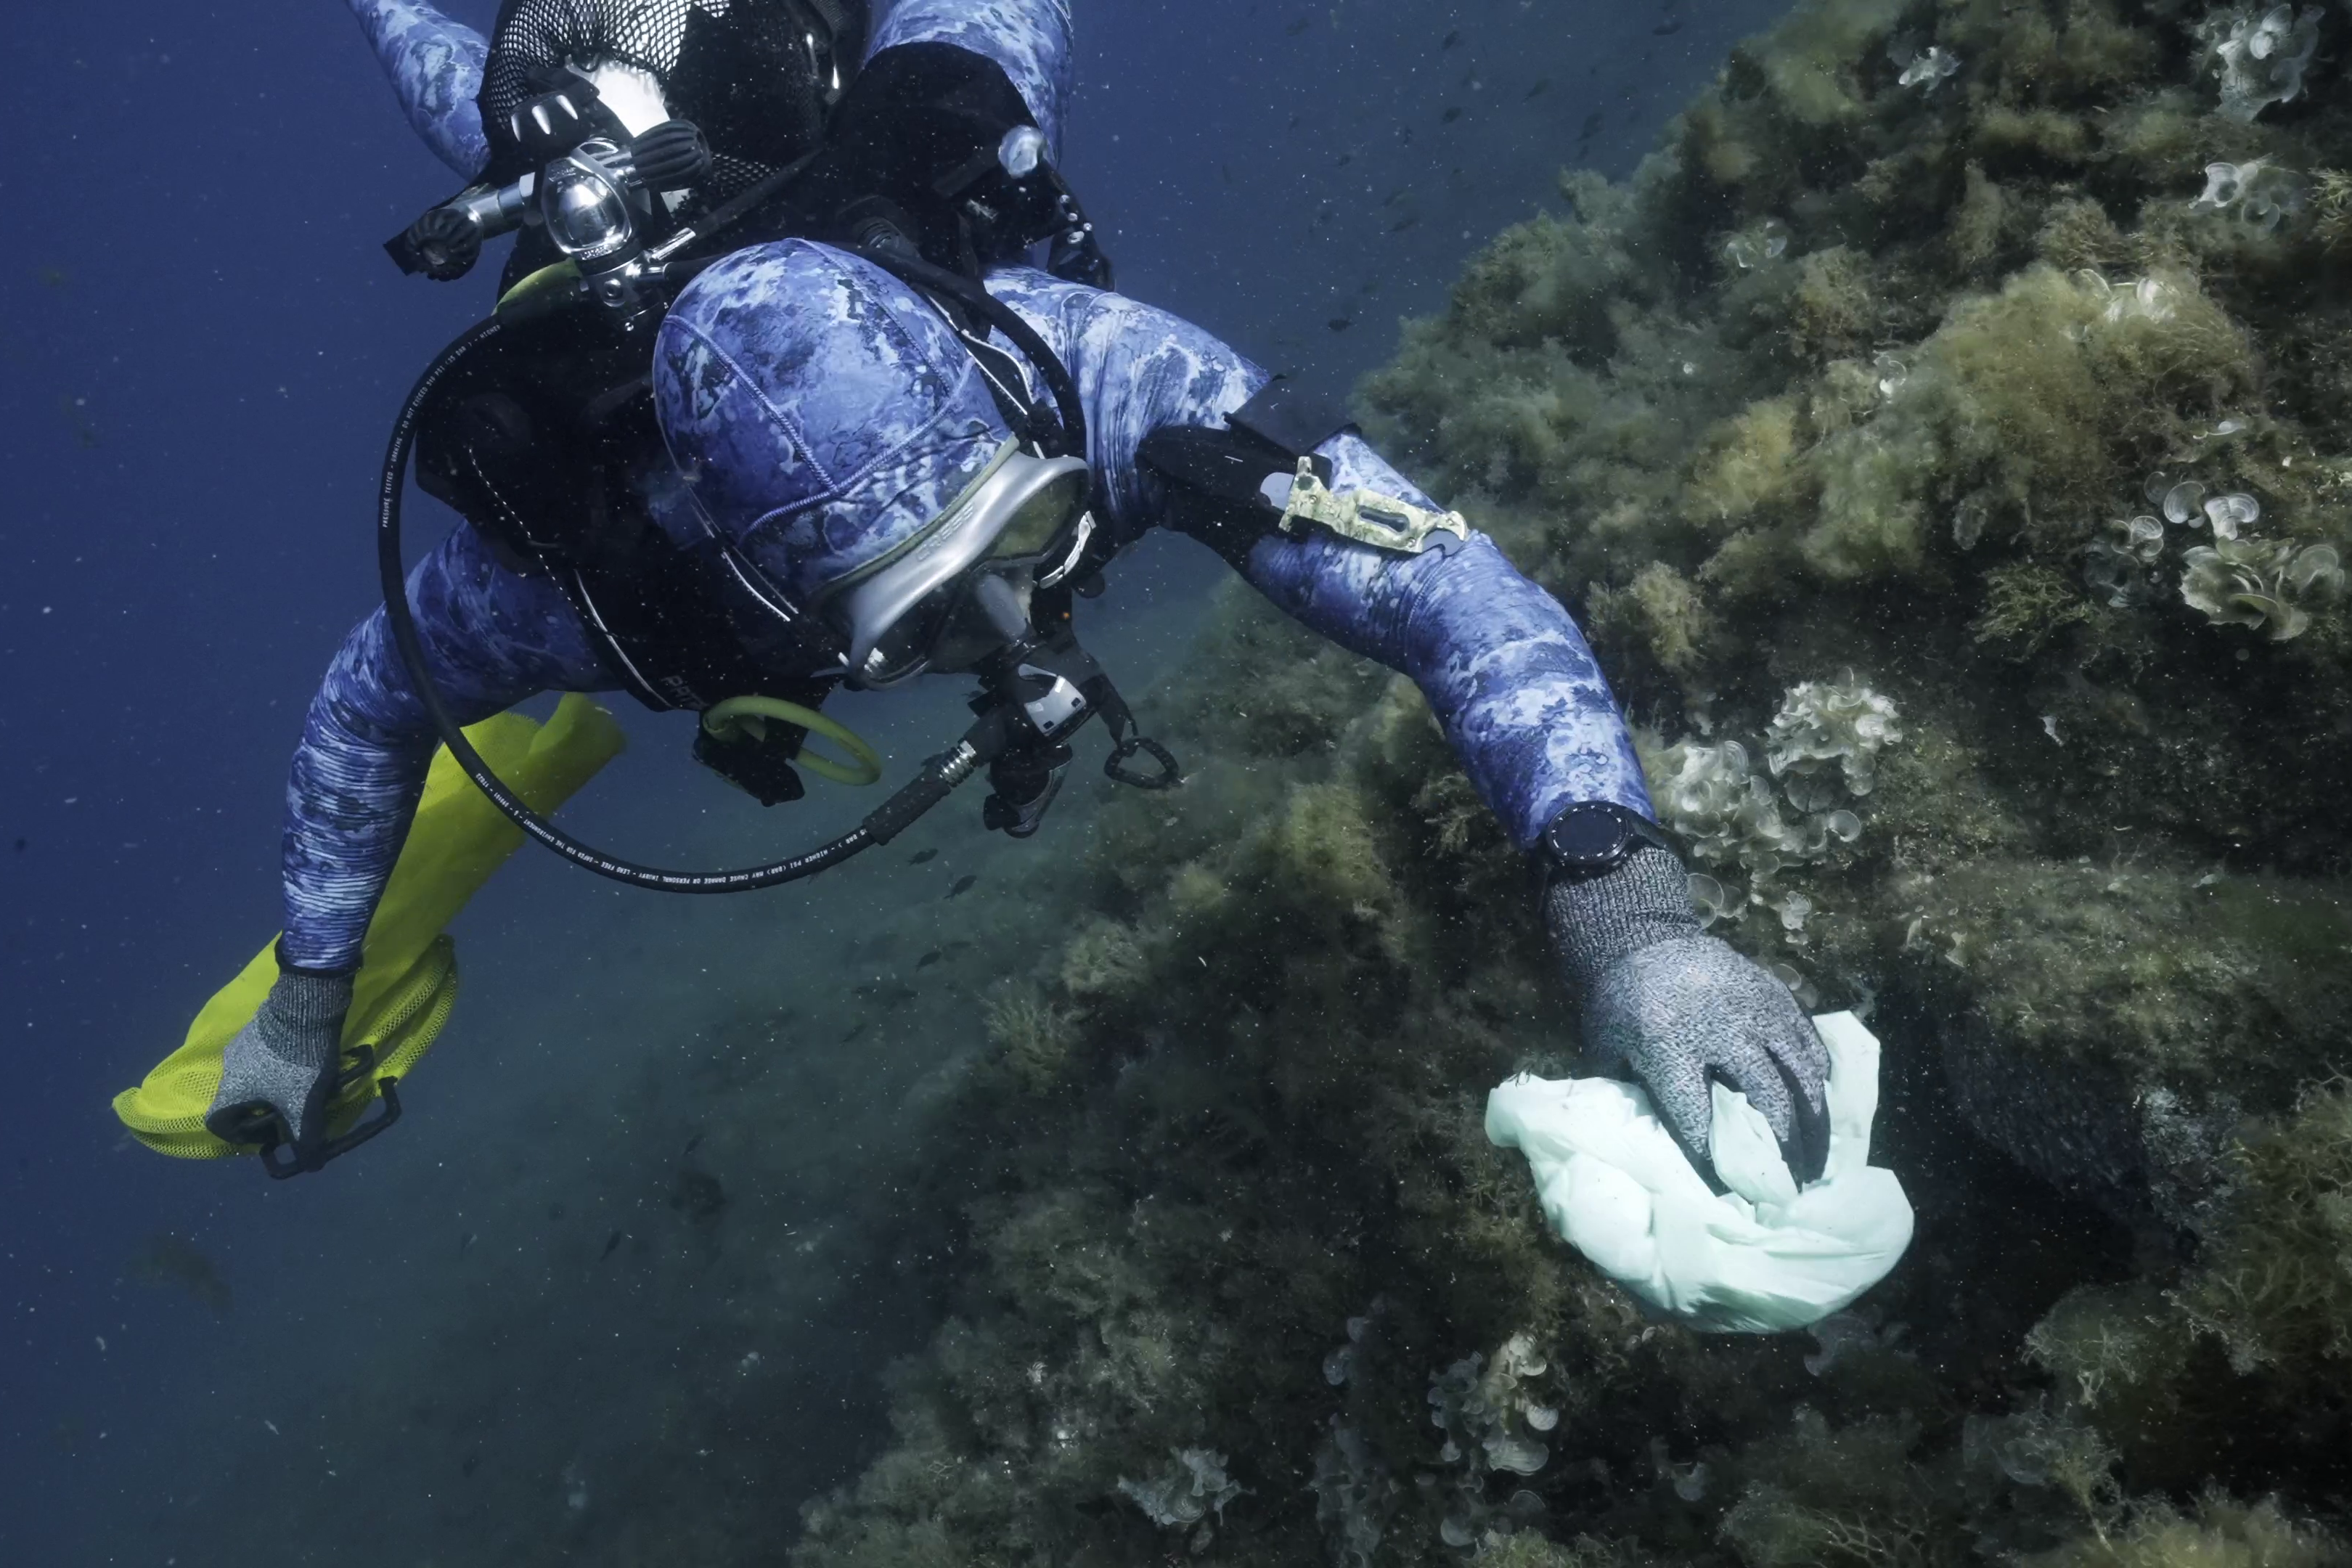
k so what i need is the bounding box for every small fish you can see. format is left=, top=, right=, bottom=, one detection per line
left=1440, top=106, right=1463, bottom=124
left=682, top=1132, right=703, bottom=1156
left=1327, top=318, right=1354, bottom=332
left=459, top=1231, right=476, bottom=1252
left=1440, top=28, right=1461, bottom=49
left=1524, top=76, right=1550, bottom=99
left=909, top=847, right=938, bottom=864
left=1579, top=110, right=1604, bottom=140
left=600, top=1229, right=624, bottom=1261
left=1285, top=15, right=1311, bottom=35
left=1336, top=152, right=1353, bottom=167
left=1381, top=185, right=1410, bottom=206
left=840, top=1021, right=870, bottom=1044
left=917, top=950, right=942, bottom=969
left=129, top=1233, right=232, bottom=1318
left=1653, top=18, right=1682, bottom=34
left=1221, top=162, right=1235, bottom=184
left=947, top=873, right=978, bottom=898
left=1389, top=214, right=1420, bottom=233
left=264, top=1419, right=280, bottom=1437
left=12, top=838, right=23, bottom=852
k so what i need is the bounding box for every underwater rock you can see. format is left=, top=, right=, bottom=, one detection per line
left=794, top=3, right=2352, bottom=1561
left=1917, top=861, right=2352, bottom=1225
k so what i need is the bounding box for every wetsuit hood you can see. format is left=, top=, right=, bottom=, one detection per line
left=654, top=237, right=1020, bottom=612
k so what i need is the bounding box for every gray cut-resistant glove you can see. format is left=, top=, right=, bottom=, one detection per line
left=204, top=964, right=355, bottom=1158
left=1545, top=846, right=1832, bottom=1185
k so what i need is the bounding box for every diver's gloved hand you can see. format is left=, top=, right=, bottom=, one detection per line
left=629, top=118, right=711, bottom=192
left=203, top=960, right=354, bottom=1159
left=1546, top=846, right=1831, bottom=1185
left=401, top=206, right=483, bottom=282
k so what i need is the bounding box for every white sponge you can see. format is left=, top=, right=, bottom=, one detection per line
left=1485, top=1012, right=1914, bottom=1334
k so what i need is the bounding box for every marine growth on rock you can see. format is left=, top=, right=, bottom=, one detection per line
left=2196, top=4, right=2324, bottom=122
left=783, top=4, right=2352, bottom=1565
left=2179, top=536, right=2344, bottom=640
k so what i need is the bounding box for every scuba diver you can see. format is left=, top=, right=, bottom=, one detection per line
left=207, top=0, right=1829, bottom=1188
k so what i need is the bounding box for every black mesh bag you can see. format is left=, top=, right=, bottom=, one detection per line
left=478, top=0, right=867, bottom=197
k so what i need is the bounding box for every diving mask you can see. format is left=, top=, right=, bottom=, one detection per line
left=825, top=438, right=1095, bottom=688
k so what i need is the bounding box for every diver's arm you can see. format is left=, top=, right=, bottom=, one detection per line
left=279, top=526, right=611, bottom=973
left=342, top=0, right=492, bottom=179
left=1238, top=465, right=1654, bottom=844
left=987, top=270, right=1651, bottom=838
left=867, top=0, right=1074, bottom=158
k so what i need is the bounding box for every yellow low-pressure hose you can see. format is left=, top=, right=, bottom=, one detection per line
left=701, top=696, right=883, bottom=786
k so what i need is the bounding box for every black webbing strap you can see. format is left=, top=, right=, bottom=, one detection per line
left=1228, top=375, right=1355, bottom=458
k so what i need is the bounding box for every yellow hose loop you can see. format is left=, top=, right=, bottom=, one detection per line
left=701, top=696, right=883, bottom=787
left=494, top=259, right=582, bottom=314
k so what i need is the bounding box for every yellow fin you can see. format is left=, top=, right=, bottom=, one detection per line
left=113, top=695, right=626, bottom=1159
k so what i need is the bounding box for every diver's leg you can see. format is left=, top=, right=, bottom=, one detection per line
left=210, top=526, right=610, bottom=1156
left=343, top=0, right=491, bottom=179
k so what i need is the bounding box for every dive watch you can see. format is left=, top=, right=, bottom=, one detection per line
left=1538, top=800, right=1678, bottom=883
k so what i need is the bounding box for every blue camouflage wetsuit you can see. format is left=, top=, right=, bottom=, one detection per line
left=298, top=0, right=1652, bottom=977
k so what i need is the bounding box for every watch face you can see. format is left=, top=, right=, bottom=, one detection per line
left=1548, top=803, right=1631, bottom=868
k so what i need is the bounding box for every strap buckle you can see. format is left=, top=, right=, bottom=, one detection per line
left=1276, top=460, right=1470, bottom=555
left=219, top=1044, right=406, bottom=1180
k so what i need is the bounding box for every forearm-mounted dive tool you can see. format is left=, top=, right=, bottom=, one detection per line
left=1138, top=377, right=1471, bottom=568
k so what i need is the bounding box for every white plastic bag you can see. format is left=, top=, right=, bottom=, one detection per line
left=1485, top=1011, right=1913, bottom=1334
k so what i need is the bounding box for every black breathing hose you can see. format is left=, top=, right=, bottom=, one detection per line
left=854, top=248, right=1090, bottom=458
left=377, top=316, right=989, bottom=892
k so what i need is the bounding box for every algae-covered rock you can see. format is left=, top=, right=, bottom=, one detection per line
left=795, top=3, right=2352, bottom=1563
left=1914, top=863, right=2352, bottom=1219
